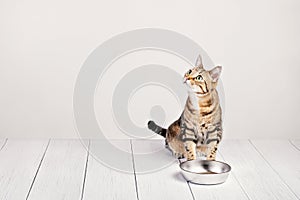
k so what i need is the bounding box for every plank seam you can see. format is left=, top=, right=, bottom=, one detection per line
left=0, top=138, right=8, bottom=151
left=249, top=139, right=300, bottom=200
left=130, top=139, right=140, bottom=200
left=25, top=139, right=51, bottom=200
left=186, top=182, right=196, bottom=200
left=80, top=139, right=90, bottom=200
left=218, top=151, right=251, bottom=200
left=289, top=140, right=300, bottom=152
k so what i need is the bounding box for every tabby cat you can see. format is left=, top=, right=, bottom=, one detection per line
left=148, top=54, right=222, bottom=160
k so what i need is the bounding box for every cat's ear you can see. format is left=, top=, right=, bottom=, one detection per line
left=209, top=66, right=222, bottom=82
left=195, top=54, right=203, bottom=68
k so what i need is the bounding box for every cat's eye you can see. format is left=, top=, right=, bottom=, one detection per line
left=195, top=75, right=203, bottom=81
left=186, top=69, right=192, bottom=75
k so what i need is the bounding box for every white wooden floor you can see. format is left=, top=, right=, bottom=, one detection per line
left=0, top=139, right=299, bottom=200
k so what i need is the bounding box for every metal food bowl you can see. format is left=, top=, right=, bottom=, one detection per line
left=179, top=160, right=231, bottom=185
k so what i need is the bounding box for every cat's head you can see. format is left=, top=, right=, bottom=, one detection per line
left=184, top=54, right=222, bottom=96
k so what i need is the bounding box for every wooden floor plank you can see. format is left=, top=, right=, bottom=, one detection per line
left=132, top=139, right=194, bottom=200
left=251, top=140, right=300, bottom=199
left=82, top=140, right=137, bottom=200
left=27, top=140, right=87, bottom=200
left=0, top=139, right=48, bottom=200
left=220, top=140, right=298, bottom=200
left=188, top=151, right=249, bottom=200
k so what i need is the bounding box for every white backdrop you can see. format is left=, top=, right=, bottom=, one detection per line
left=0, top=0, right=299, bottom=139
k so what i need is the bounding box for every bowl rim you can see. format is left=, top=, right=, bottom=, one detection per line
left=179, top=160, right=231, bottom=175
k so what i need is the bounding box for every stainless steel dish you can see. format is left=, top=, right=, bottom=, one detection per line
left=179, top=160, right=231, bottom=185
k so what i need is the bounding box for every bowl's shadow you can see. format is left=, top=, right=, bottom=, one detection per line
left=172, top=171, right=188, bottom=183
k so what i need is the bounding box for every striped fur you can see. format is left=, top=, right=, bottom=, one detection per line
left=148, top=54, right=223, bottom=161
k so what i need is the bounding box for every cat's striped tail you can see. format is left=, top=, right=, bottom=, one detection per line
left=147, top=120, right=167, bottom=138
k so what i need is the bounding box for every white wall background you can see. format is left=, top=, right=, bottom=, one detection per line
left=0, top=0, right=299, bottom=139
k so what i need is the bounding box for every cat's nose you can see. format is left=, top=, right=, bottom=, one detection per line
left=183, top=77, right=191, bottom=83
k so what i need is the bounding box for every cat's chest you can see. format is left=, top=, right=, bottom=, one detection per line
left=187, top=93, right=200, bottom=110
left=197, top=121, right=212, bottom=133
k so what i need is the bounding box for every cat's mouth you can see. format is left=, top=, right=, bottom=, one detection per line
left=184, top=80, right=206, bottom=95
left=195, top=91, right=207, bottom=96
left=195, top=87, right=209, bottom=96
